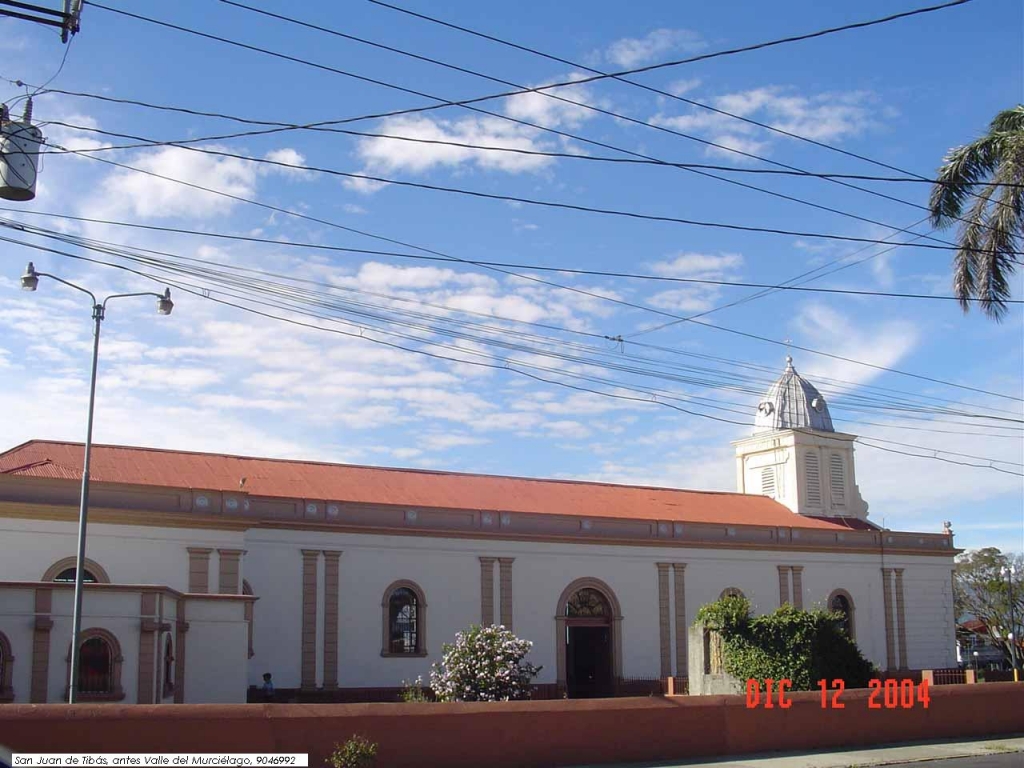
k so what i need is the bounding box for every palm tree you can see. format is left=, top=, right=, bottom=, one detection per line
left=929, top=105, right=1023, bottom=320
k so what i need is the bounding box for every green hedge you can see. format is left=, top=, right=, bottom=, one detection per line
left=695, top=596, right=876, bottom=691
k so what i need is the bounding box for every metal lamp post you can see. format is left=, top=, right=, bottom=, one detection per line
left=20, top=262, right=173, bottom=703
left=1003, top=565, right=1019, bottom=682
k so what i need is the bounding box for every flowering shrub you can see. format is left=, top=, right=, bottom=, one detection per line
left=430, top=624, right=541, bottom=701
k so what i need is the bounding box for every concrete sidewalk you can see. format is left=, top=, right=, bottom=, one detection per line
left=570, top=735, right=1024, bottom=768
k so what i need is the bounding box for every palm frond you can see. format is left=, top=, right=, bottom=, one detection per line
left=954, top=194, right=987, bottom=312
left=977, top=145, right=1024, bottom=320
left=938, top=106, right=1024, bottom=320
left=988, top=104, right=1024, bottom=134
left=930, top=136, right=1000, bottom=228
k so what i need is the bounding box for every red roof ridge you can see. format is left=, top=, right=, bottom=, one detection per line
left=0, top=458, right=57, bottom=475
left=2, top=438, right=774, bottom=501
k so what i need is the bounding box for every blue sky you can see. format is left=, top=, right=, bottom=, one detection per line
left=0, top=0, right=1021, bottom=552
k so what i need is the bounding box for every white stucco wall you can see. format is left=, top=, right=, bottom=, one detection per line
left=1, top=516, right=958, bottom=700
left=0, top=587, right=34, bottom=703
left=893, top=556, right=957, bottom=669
left=46, top=589, right=141, bottom=703
left=0, top=518, right=245, bottom=591
left=241, top=531, right=957, bottom=689
left=183, top=598, right=249, bottom=703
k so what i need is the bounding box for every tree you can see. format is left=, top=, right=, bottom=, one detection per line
left=928, top=105, right=1023, bottom=320
left=954, top=547, right=1024, bottom=667
left=429, top=624, right=541, bottom=702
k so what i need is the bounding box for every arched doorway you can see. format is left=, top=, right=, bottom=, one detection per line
left=555, top=578, right=622, bottom=699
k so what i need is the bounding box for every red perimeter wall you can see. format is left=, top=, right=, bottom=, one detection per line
left=1, top=684, right=1023, bottom=768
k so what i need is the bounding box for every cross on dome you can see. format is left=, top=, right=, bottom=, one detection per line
left=754, top=356, right=834, bottom=434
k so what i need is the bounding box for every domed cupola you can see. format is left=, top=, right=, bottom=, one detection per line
left=754, top=356, right=834, bottom=434
left=734, top=356, right=869, bottom=520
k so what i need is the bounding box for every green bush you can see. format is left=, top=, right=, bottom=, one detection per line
left=399, top=675, right=430, bottom=702
left=695, top=596, right=876, bottom=691
left=326, top=736, right=377, bottom=768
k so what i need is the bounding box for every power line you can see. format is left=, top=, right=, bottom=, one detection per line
left=86, top=1, right=993, bottom=251
left=35, top=86, right=1024, bottom=190
left=625, top=223, right=938, bottom=338
left=7, top=214, right=1022, bottom=431
left=365, top=0, right=1003, bottom=195
left=5, top=193, right=1016, bottom=305
left=12, top=208, right=1022, bottom=425
left=95, top=0, right=974, bottom=89
left=45, top=124, right=1019, bottom=258
left=43, top=142, right=1023, bottom=403
left=856, top=439, right=1023, bottom=476
left=9, top=228, right=1020, bottom=475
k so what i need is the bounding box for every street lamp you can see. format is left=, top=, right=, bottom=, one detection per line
left=20, top=262, right=173, bottom=702
left=1002, top=565, right=1019, bottom=682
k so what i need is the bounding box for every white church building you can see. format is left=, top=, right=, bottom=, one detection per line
left=0, top=359, right=958, bottom=704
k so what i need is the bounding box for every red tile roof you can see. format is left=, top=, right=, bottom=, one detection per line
left=0, top=439, right=850, bottom=530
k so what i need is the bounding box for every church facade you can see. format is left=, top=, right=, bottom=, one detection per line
left=0, top=360, right=958, bottom=704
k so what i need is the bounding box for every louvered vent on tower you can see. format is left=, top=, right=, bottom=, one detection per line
left=761, top=466, right=776, bottom=497
left=830, top=453, right=846, bottom=505
left=804, top=452, right=822, bottom=507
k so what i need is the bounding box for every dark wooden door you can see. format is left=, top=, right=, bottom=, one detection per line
left=567, top=625, right=612, bottom=698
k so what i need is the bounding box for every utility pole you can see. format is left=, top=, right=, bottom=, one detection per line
left=0, top=1, right=82, bottom=42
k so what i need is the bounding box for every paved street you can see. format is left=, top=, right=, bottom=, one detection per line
left=570, top=736, right=1024, bottom=768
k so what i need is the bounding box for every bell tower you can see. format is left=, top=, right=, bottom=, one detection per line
left=732, top=357, right=869, bottom=520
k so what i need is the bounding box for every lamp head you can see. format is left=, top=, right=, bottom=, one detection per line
left=20, top=262, right=38, bottom=291
left=157, top=288, right=173, bottom=315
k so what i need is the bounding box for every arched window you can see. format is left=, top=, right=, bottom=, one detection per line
left=65, top=628, right=125, bottom=701
left=53, top=568, right=98, bottom=583
left=828, top=589, right=856, bottom=640
left=566, top=588, right=611, bottom=618
left=720, top=587, right=746, bottom=600
left=0, top=631, right=13, bottom=702
left=161, top=634, right=175, bottom=698
left=43, top=557, right=110, bottom=584
left=381, top=581, right=427, bottom=657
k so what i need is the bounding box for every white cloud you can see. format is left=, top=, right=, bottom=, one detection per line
left=420, top=433, right=490, bottom=450
left=262, top=148, right=313, bottom=180
left=44, top=114, right=113, bottom=155
left=606, top=29, right=705, bottom=68
left=667, top=78, right=702, bottom=97
left=503, top=73, right=603, bottom=129
left=853, top=415, right=1024, bottom=518
left=654, top=86, right=879, bottom=162
left=789, top=303, right=919, bottom=392
left=332, top=262, right=495, bottom=292
left=647, top=252, right=743, bottom=279
left=644, top=252, right=744, bottom=314
left=542, top=419, right=592, bottom=439
left=351, top=115, right=555, bottom=179
left=390, top=447, right=423, bottom=460
left=648, top=287, right=719, bottom=313
left=85, top=145, right=260, bottom=220
left=342, top=203, right=368, bottom=215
